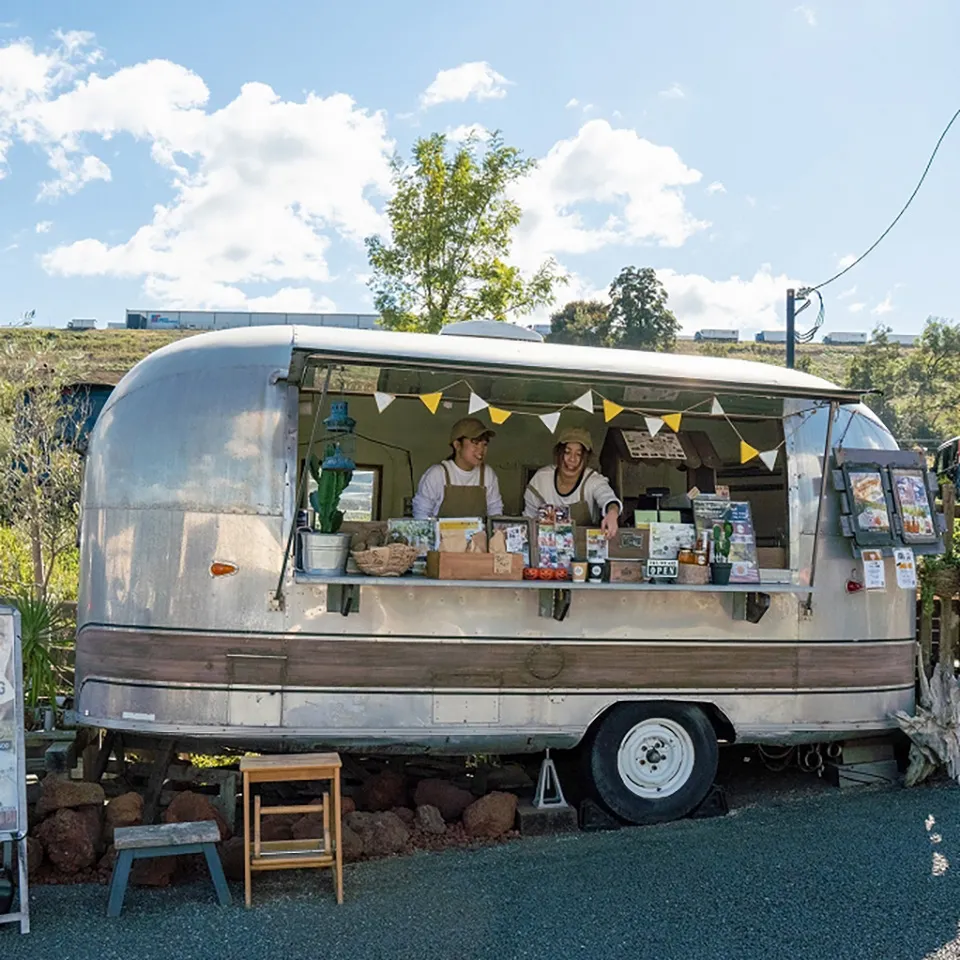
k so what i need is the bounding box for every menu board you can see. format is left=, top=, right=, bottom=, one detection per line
left=890, top=468, right=938, bottom=543
left=0, top=607, right=25, bottom=839
left=725, top=501, right=761, bottom=584
left=848, top=470, right=892, bottom=534
left=620, top=429, right=686, bottom=461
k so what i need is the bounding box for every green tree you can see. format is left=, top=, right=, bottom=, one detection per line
left=365, top=131, right=564, bottom=332
left=608, top=266, right=680, bottom=351
left=847, top=325, right=905, bottom=433
left=546, top=299, right=611, bottom=347
left=0, top=339, right=87, bottom=597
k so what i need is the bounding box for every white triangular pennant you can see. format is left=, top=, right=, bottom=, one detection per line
left=374, top=392, right=395, bottom=412
left=759, top=449, right=779, bottom=471
left=572, top=391, right=594, bottom=413
left=645, top=416, right=664, bottom=438
left=539, top=411, right=561, bottom=433
left=710, top=397, right=725, bottom=416
left=468, top=392, right=489, bottom=414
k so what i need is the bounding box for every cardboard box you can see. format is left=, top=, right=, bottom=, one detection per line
left=426, top=551, right=524, bottom=581
left=608, top=527, right=650, bottom=561
left=605, top=559, right=646, bottom=584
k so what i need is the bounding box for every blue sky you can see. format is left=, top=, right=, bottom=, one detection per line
left=0, top=0, right=957, bottom=337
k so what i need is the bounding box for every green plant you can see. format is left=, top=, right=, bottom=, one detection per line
left=7, top=588, right=74, bottom=708
left=712, top=520, right=733, bottom=564
left=308, top=453, right=353, bottom=534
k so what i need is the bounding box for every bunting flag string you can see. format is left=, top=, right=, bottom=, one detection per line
left=539, top=411, right=561, bottom=433
left=372, top=376, right=828, bottom=467
left=419, top=391, right=443, bottom=414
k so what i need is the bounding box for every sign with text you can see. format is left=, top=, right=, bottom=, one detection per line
left=0, top=608, right=25, bottom=839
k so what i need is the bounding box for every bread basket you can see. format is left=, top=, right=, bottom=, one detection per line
left=351, top=543, right=418, bottom=577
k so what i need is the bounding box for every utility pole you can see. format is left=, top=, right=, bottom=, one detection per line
left=786, top=288, right=795, bottom=369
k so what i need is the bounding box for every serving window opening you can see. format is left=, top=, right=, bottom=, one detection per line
left=291, top=359, right=793, bottom=580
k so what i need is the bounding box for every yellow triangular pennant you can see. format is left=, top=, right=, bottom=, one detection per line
left=662, top=413, right=682, bottom=432
left=603, top=399, right=624, bottom=423
left=488, top=407, right=512, bottom=425
left=419, top=392, right=443, bottom=414
left=740, top=440, right=759, bottom=464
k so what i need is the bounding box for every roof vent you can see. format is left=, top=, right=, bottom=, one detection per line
left=438, top=320, right=543, bottom=342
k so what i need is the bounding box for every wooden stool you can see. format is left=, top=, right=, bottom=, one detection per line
left=240, top=753, right=343, bottom=906
left=107, top=821, right=231, bottom=918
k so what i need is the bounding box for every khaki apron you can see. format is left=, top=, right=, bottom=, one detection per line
left=528, top=467, right=596, bottom=526
left=438, top=461, right=489, bottom=518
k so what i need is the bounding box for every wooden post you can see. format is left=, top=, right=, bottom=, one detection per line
left=939, top=484, right=957, bottom=671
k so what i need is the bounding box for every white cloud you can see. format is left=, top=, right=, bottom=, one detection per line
left=872, top=292, right=895, bottom=315
left=658, top=83, right=685, bottom=100
left=848, top=302, right=866, bottom=313
left=745, top=195, right=757, bottom=207
left=582, top=103, right=595, bottom=113
left=794, top=5, right=817, bottom=26
left=511, top=119, right=706, bottom=270
left=837, top=284, right=857, bottom=300
left=837, top=253, right=857, bottom=269
left=658, top=264, right=802, bottom=336
left=446, top=123, right=489, bottom=143
left=706, top=181, right=726, bottom=195
left=34, top=220, right=52, bottom=233
left=565, top=98, right=579, bottom=109
left=420, top=61, right=510, bottom=109
left=0, top=38, right=395, bottom=309
left=611, top=109, right=622, bottom=119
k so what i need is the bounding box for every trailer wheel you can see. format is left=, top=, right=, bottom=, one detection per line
left=586, top=701, right=718, bottom=825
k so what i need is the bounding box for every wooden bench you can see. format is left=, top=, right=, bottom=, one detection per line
left=107, top=821, right=232, bottom=918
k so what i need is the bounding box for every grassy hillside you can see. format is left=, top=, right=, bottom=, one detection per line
left=0, top=327, right=859, bottom=387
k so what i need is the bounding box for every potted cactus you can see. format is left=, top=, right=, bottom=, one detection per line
left=711, top=518, right=734, bottom=585
left=300, top=450, right=354, bottom=576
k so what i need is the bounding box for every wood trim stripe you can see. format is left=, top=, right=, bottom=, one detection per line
left=76, top=628, right=915, bottom=693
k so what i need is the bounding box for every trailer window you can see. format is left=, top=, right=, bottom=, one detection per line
left=304, top=464, right=382, bottom=522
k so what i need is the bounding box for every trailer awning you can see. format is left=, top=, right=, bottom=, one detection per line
left=290, top=326, right=863, bottom=404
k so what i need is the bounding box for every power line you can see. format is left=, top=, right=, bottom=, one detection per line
left=802, top=107, right=960, bottom=295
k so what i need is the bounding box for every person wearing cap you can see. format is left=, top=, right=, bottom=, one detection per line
left=412, top=417, right=505, bottom=519
left=523, top=427, right=622, bottom=538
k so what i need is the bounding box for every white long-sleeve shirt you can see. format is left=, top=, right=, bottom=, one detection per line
left=412, top=461, right=504, bottom=519
left=523, top=466, right=622, bottom=523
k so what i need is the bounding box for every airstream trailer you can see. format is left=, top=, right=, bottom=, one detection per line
left=75, top=325, right=926, bottom=825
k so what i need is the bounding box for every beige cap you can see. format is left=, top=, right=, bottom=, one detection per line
left=450, top=417, right=496, bottom=443
left=557, top=427, right=593, bottom=452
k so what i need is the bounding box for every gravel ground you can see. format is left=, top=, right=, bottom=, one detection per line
left=3, top=776, right=960, bottom=960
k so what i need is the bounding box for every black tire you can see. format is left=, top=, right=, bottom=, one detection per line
left=585, top=701, right=718, bottom=825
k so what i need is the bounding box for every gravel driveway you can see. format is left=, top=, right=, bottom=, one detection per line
left=3, top=778, right=959, bottom=960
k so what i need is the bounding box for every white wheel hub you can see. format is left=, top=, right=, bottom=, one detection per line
left=616, top=718, right=696, bottom=799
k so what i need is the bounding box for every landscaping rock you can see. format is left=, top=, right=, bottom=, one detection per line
left=415, top=804, right=446, bottom=836
left=346, top=810, right=409, bottom=858
left=413, top=778, right=474, bottom=821
left=462, top=792, right=518, bottom=839
left=261, top=815, right=295, bottom=843
left=391, top=806, right=415, bottom=826
left=311, top=795, right=356, bottom=816
left=357, top=771, right=407, bottom=812
left=291, top=814, right=327, bottom=841
left=104, top=792, right=143, bottom=844
left=35, top=776, right=105, bottom=819
left=26, top=836, right=43, bottom=876
left=341, top=824, right=364, bottom=863
left=130, top=856, right=176, bottom=887
left=98, top=845, right=117, bottom=874
left=35, top=809, right=96, bottom=874
left=218, top=837, right=246, bottom=882
left=74, top=803, right=105, bottom=856
left=163, top=790, right=231, bottom=840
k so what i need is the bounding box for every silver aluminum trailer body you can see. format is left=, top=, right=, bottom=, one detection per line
left=75, top=327, right=915, bottom=790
